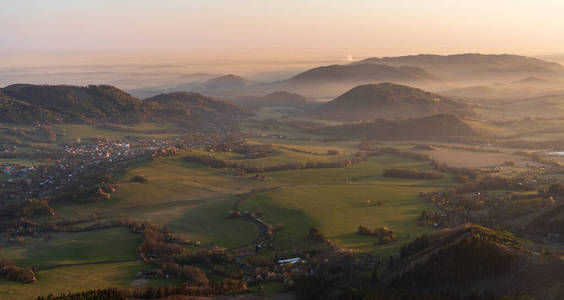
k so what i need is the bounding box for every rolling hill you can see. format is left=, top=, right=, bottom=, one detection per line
left=200, top=74, right=250, bottom=91
left=2, top=84, right=152, bottom=124
left=389, top=224, right=564, bottom=298
left=308, top=83, right=473, bottom=121
left=144, top=91, right=249, bottom=121
left=0, top=89, right=61, bottom=124
left=0, top=84, right=248, bottom=125
left=236, top=63, right=442, bottom=99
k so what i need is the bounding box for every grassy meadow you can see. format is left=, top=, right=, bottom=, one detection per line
left=240, top=184, right=439, bottom=255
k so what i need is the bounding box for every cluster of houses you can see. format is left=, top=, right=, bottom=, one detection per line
left=63, top=141, right=133, bottom=160
left=0, top=138, right=169, bottom=204
left=2, top=164, right=35, bottom=177
left=0, top=144, right=16, bottom=153
left=0, top=126, right=245, bottom=206
left=252, top=133, right=312, bottom=141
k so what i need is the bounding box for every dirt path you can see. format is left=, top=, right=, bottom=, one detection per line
left=227, top=187, right=283, bottom=252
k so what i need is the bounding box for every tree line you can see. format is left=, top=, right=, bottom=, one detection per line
left=383, top=168, right=444, bottom=179
left=183, top=154, right=366, bottom=174
left=0, top=259, right=36, bottom=283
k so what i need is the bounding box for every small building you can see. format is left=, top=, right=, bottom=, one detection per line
left=278, top=257, right=304, bottom=266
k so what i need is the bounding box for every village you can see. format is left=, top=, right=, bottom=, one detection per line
left=0, top=124, right=244, bottom=209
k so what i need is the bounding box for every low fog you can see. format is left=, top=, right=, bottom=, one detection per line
left=3, top=51, right=564, bottom=122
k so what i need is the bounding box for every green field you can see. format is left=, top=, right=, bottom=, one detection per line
left=0, top=228, right=139, bottom=269
left=246, top=138, right=360, bottom=153
left=190, top=145, right=352, bottom=167
left=45, top=150, right=452, bottom=252
left=0, top=261, right=167, bottom=300
left=262, top=154, right=454, bottom=187
left=240, top=184, right=438, bottom=254
left=0, top=227, right=176, bottom=300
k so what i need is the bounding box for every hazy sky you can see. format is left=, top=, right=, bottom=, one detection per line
left=2, top=0, right=564, bottom=58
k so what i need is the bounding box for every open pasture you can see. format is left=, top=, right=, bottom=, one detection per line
left=247, top=138, right=360, bottom=154
left=261, top=154, right=454, bottom=187
left=192, top=144, right=351, bottom=168
left=240, top=184, right=439, bottom=255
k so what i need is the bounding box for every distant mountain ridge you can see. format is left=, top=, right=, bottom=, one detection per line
left=127, top=54, right=563, bottom=100
left=354, top=53, right=564, bottom=80
left=246, top=54, right=562, bottom=99
left=308, top=83, right=473, bottom=121
left=289, top=63, right=439, bottom=83
left=231, top=63, right=442, bottom=99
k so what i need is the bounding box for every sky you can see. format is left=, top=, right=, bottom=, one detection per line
left=2, top=0, right=564, bottom=66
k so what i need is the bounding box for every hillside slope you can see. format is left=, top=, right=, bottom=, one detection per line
left=313, top=113, right=477, bottom=140
left=2, top=84, right=151, bottom=124
left=144, top=91, right=248, bottom=121
left=0, top=89, right=62, bottom=124
left=389, top=224, right=564, bottom=299
left=528, top=203, right=564, bottom=236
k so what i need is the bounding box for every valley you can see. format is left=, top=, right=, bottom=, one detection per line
left=0, top=54, right=564, bottom=300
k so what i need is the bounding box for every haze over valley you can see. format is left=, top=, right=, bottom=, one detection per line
left=1, top=1, right=564, bottom=299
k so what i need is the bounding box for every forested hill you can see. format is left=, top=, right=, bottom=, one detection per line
left=387, top=224, right=564, bottom=298
left=2, top=84, right=151, bottom=124
left=144, top=91, right=249, bottom=121
left=0, top=85, right=248, bottom=125
left=308, top=82, right=472, bottom=121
